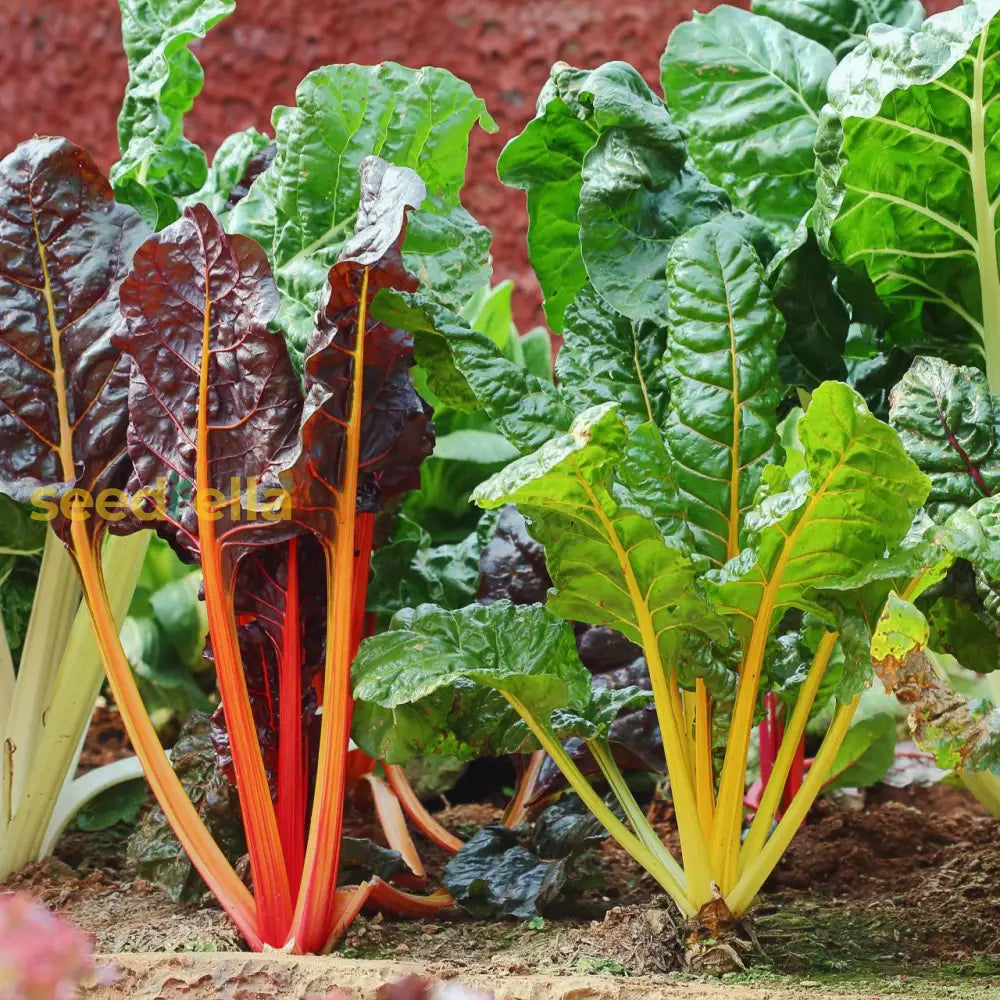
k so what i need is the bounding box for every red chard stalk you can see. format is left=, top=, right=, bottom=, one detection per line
left=113, top=156, right=435, bottom=952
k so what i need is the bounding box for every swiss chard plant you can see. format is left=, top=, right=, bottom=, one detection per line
left=0, top=142, right=151, bottom=883
left=352, top=0, right=1000, bottom=951
left=0, top=0, right=504, bottom=953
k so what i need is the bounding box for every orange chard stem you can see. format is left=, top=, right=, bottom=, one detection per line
left=502, top=750, right=545, bottom=833
left=362, top=772, right=426, bottom=885
left=69, top=519, right=261, bottom=947
left=289, top=268, right=372, bottom=952
left=385, top=763, right=465, bottom=854
left=277, top=537, right=306, bottom=889
left=196, top=279, right=292, bottom=945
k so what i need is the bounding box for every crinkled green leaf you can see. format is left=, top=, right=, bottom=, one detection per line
left=367, top=511, right=497, bottom=616
left=473, top=405, right=728, bottom=660
left=751, top=0, right=925, bottom=59
left=871, top=594, right=1000, bottom=774
left=617, top=422, right=691, bottom=546
left=661, top=6, right=835, bottom=238
left=708, top=382, right=929, bottom=645
left=179, top=127, right=271, bottom=217
left=229, top=63, right=496, bottom=361
left=767, top=229, right=850, bottom=389
left=889, top=357, right=1000, bottom=520
left=373, top=290, right=573, bottom=453
left=576, top=73, right=731, bottom=324
left=814, top=1, right=1000, bottom=372
left=663, top=222, right=784, bottom=566
left=556, top=286, right=669, bottom=430
left=936, top=496, right=1000, bottom=580
left=112, top=0, right=234, bottom=228
left=351, top=601, right=621, bottom=764
left=496, top=80, right=596, bottom=331
left=499, top=61, right=732, bottom=329
left=127, top=712, right=245, bottom=900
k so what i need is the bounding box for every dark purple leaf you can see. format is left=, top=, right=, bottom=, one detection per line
left=0, top=137, right=149, bottom=542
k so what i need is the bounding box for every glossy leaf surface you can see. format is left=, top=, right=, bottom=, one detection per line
left=373, top=291, right=572, bottom=454
left=556, top=286, right=669, bottom=430
left=889, top=357, right=1000, bottom=520
left=351, top=601, right=645, bottom=763
left=499, top=61, right=731, bottom=329
left=113, top=0, right=234, bottom=228
left=661, top=5, right=835, bottom=237
left=0, top=138, right=149, bottom=541
left=708, top=382, right=929, bottom=645
left=229, top=63, right=496, bottom=359
left=814, top=1, right=1000, bottom=377
left=473, top=405, right=726, bottom=660
left=662, top=222, right=783, bottom=566
left=116, top=203, right=301, bottom=560
left=751, top=0, right=925, bottom=58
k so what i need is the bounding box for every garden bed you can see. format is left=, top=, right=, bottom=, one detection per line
left=5, top=785, right=998, bottom=999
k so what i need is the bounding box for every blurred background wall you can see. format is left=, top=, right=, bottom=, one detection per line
left=0, top=0, right=956, bottom=325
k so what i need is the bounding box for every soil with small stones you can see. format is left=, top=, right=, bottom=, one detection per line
left=3, top=782, right=999, bottom=986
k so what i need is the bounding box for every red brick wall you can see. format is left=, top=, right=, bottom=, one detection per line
left=0, top=0, right=956, bottom=326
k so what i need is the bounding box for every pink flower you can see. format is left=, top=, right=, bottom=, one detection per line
left=0, top=893, right=108, bottom=1000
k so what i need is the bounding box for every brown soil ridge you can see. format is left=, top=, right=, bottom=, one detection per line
left=83, top=954, right=943, bottom=1000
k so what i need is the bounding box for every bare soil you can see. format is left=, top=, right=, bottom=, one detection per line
left=3, top=783, right=999, bottom=997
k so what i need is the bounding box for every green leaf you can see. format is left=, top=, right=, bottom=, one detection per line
left=112, top=0, right=235, bottom=228
left=472, top=405, right=727, bottom=661
left=520, top=328, right=554, bottom=382
left=871, top=594, right=1000, bottom=775
left=432, top=429, right=520, bottom=465
left=814, top=2, right=1000, bottom=375
left=180, top=127, right=271, bottom=217
left=767, top=230, right=850, bottom=389
left=663, top=222, right=784, bottom=566
left=497, top=74, right=601, bottom=331
left=499, top=61, right=732, bottom=329
left=936, top=496, right=1000, bottom=580
left=461, top=280, right=516, bottom=352
left=229, top=63, right=496, bottom=361
left=927, top=594, right=1000, bottom=677
left=0, top=495, right=45, bottom=558
left=556, top=286, right=669, bottom=430
left=351, top=601, right=613, bottom=763
left=373, top=290, right=573, bottom=453
left=661, top=6, right=835, bottom=238
left=367, top=511, right=497, bottom=616
left=750, top=0, right=926, bottom=59
left=889, top=357, right=1000, bottom=521
left=708, top=382, right=930, bottom=645
left=75, top=778, right=148, bottom=832
left=127, top=712, right=245, bottom=900
left=149, top=572, right=208, bottom=670
left=824, top=712, right=898, bottom=791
